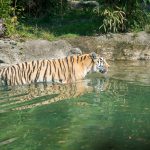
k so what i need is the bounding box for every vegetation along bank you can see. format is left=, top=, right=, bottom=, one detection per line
left=0, top=0, right=150, bottom=65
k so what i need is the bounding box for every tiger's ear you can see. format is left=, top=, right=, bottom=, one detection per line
left=90, top=52, right=97, bottom=60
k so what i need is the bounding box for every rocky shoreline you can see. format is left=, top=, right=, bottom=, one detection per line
left=0, top=31, right=150, bottom=67
left=67, top=31, right=150, bottom=61
left=0, top=39, right=81, bottom=67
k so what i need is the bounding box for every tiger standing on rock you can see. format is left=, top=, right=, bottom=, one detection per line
left=0, top=52, right=109, bottom=86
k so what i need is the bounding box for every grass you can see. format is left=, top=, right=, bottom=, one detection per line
left=12, top=12, right=101, bottom=41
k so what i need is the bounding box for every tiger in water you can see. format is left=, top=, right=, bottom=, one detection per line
left=0, top=52, right=109, bottom=86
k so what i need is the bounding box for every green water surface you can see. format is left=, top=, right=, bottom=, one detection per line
left=0, top=61, right=150, bottom=150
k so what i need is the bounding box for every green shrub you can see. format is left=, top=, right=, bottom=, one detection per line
left=98, top=0, right=150, bottom=33
left=16, top=0, right=67, bottom=18
left=0, top=0, right=20, bottom=35
left=99, top=7, right=126, bottom=33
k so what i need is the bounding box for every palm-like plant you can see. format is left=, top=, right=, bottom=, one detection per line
left=99, top=7, right=126, bottom=32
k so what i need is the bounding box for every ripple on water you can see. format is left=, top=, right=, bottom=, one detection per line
left=0, top=61, right=150, bottom=150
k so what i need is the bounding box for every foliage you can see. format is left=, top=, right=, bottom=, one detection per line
left=0, top=0, right=13, bottom=35
left=16, top=0, right=67, bottom=18
left=0, top=0, right=23, bottom=35
left=1, top=0, right=150, bottom=36
left=98, top=0, right=150, bottom=33
left=0, top=0, right=68, bottom=36
left=124, top=0, right=150, bottom=31
left=99, top=7, right=126, bottom=33
left=15, top=14, right=99, bottom=40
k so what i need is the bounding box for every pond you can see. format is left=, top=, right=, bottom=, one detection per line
left=0, top=61, right=150, bottom=150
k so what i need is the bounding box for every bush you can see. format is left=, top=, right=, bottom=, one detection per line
left=99, top=7, right=126, bottom=33
left=1, top=0, right=150, bottom=36
left=17, top=0, right=68, bottom=18
left=0, top=0, right=20, bottom=35
left=98, top=0, right=150, bottom=33
left=0, top=0, right=12, bottom=35
left=0, top=0, right=68, bottom=36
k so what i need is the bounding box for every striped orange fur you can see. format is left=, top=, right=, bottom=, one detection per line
left=0, top=52, right=109, bottom=86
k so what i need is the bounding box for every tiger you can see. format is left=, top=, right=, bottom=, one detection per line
left=0, top=52, right=109, bottom=86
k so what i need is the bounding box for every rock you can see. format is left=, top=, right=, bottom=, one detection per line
left=0, top=39, right=82, bottom=67
left=67, top=48, right=82, bottom=56
left=67, top=0, right=99, bottom=10
left=22, top=40, right=71, bottom=61
left=22, top=39, right=82, bottom=61
left=139, top=47, right=150, bottom=60
left=0, top=31, right=150, bottom=68
left=67, top=32, right=150, bottom=60
left=0, top=39, right=21, bottom=65
left=0, top=19, right=5, bottom=37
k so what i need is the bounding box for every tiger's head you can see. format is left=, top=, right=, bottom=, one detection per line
left=90, top=52, right=109, bottom=74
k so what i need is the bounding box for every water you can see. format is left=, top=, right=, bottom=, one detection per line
left=0, top=61, right=150, bottom=150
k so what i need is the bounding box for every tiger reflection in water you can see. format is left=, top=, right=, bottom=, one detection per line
left=1, top=79, right=109, bottom=111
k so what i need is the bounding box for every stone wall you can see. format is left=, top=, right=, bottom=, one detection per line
left=0, top=39, right=81, bottom=67
left=0, top=31, right=150, bottom=67
left=67, top=31, right=150, bottom=60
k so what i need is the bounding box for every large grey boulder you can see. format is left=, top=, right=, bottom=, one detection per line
left=22, top=39, right=81, bottom=61
left=0, top=39, right=82, bottom=67
left=67, top=0, right=99, bottom=9
left=0, top=39, right=21, bottom=65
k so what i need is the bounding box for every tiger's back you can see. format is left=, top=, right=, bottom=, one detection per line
left=0, top=53, right=109, bottom=86
left=0, top=59, right=70, bottom=86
